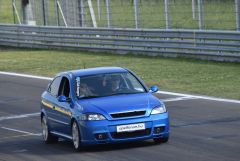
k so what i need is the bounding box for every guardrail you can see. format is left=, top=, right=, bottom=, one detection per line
left=0, top=24, right=240, bottom=62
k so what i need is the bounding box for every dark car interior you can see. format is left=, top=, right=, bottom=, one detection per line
left=58, top=77, right=70, bottom=98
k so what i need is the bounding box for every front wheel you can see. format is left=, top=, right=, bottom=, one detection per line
left=41, top=115, right=58, bottom=143
left=153, top=137, right=169, bottom=144
left=72, top=121, right=82, bottom=151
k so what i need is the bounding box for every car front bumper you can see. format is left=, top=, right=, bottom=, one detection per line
left=78, top=112, right=169, bottom=145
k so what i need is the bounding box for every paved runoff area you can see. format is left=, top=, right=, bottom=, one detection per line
left=0, top=72, right=240, bottom=161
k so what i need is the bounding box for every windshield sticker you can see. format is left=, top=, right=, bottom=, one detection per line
left=76, top=77, right=80, bottom=97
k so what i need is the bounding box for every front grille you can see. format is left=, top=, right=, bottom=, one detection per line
left=111, top=128, right=151, bottom=139
left=110, top=110, right=146, bottom=118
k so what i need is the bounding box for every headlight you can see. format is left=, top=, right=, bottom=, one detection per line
left=151, top=104, right=166, bottom=114
left=80, top=113, right=106, bottom=121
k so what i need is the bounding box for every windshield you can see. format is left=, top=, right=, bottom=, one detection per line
left=75, top=72, right=146, bottom=99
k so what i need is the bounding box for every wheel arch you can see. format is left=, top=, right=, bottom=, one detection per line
left=40, top=109, right=47, bottom=120
left=70, top=117, right=83, bottom=139
left=70, top=117, right=78, bottom=127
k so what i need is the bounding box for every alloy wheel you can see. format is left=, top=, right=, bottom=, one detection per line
left=72, top=121, right=80, bottom=149
left=42, top=116, right=48, bottom=141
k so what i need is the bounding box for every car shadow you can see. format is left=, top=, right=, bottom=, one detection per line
left=80, top=140, right=161, bottom=152
left=0, top=137, right=166, bottom=155
left=51, top=138, right=165, bottom=153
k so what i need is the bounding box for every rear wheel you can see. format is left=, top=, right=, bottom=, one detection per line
left=41, top=115, right=58, bottom=143
left=153, top=137, right=169, bottom=144
left=72, top=121, right=82, bottom=151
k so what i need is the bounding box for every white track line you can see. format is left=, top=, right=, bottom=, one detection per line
left=0, top=112, right=40, bottom=121
left=0, top=71, right=52, bottom=80
left=1, top=126, right=41, bottom=136
left=0, top=134, right=34, bottom=141
left=157, top=91, right=240, bottom=104
left=0, top=71, right=240, bottom=104
left=162, top=96, right=196, bottom=102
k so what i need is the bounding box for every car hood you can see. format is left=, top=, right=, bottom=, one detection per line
left=77, top=93, right=161, bottom=118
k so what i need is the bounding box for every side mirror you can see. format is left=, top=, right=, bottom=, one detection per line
left=58, top=95, right=69, bottom=102
left=149, top=85, right=158, bottom=93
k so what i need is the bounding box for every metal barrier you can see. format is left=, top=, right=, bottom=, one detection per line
left=0, top=24, right=240, bottom=62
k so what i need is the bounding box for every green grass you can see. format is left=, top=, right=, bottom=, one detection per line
left=0, top=48, right=239, bottom=100
left=0, top=0, right=237, bottom=30
left=0, top=0, right=13, bottom=24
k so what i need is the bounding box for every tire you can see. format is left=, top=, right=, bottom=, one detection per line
left=72, top=121, right=82, bottom=151
left=153, top=137, right=169, bottom=144
left=41, top=115, right=58, bottom=143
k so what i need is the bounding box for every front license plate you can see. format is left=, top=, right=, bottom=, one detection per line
left=117, top=123, right=145, bottom=133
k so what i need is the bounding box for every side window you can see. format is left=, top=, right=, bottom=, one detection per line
left=48, top=77, right=61, bottom=96
left=58, top=77, right=70, bottom=98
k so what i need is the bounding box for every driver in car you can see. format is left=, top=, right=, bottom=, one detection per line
left=102, top=75, right=121, bottom=93
left=111, top=75, right=121, bottom=92
left=79, top=83, right=93, bottom=97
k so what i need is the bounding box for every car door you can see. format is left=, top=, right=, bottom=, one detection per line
left=54, top=76, right=73, bottom=135
left=43, top=76, right=63, bottom=132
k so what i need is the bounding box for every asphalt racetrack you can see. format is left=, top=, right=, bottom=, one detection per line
left=0, top=73, right=240, bottom=161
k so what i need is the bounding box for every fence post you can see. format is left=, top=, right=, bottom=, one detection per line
left=192, top=0, right=196, bottom=19
left=106, top=0, right=112, bottom=28
left=54, top=0, right=60, bottom=26
left=134, top=0, right=139, bottom=29
left=42, top=0, right=47, bottom=25
left=87, top=0, right=97, bottom=27
left=57, top=0, right=68, bottom=27
left=12, top=0, right=21, bottom=24
left=12, top=0, right=16, bottom=24
left=97, top=0, right=101, bottom=20
left=61, top=0, right=68, bottom=25
left=198, top=0, right=203, bottom=30
left=236, top=0, right=240, bottom=31
left=164, top=0, right=170, bottom=29
left=79, top=0, right=85, bottom=27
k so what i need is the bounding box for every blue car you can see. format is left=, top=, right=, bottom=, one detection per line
left=41, top=67, right=169, bottom=150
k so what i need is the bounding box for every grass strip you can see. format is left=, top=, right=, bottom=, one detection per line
left=0, top=48, right=239, bottom=100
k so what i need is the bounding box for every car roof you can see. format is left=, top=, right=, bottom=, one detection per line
left=57, top=67, right=128, bottom=77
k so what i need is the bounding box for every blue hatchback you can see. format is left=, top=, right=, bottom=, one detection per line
left=41, top=67, right=169, bottom=150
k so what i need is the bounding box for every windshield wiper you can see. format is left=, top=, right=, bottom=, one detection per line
left=110, top=91, right=146, bottom=96
left=79, top=95, right=101, bottom=99
left=108, top=92, right=134, bottom=96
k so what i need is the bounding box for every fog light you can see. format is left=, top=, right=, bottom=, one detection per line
left=99, top=134, right=103, bottom=139
left=95, top=133, right=107, bottom=140
left=154, top=127, right=164, bottom=134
